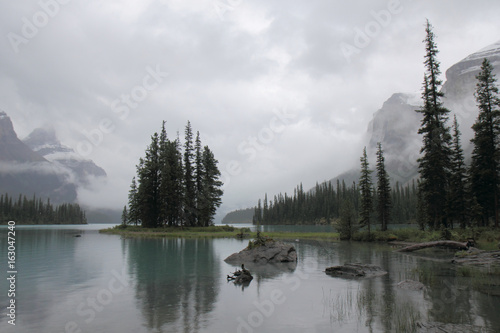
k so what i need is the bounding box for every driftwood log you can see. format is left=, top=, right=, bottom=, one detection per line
left=396, top=240, right=468, bottom=252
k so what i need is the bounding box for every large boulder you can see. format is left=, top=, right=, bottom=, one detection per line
left=225, top=240, right=297, bottom=264
left=325, top=263, right=387, bottom=278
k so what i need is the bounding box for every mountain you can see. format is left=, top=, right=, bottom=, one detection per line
left=0, top=111, right=77, bottom=203
left=0, top=111, right=47, bottom=163
left=23, top=127, right=106, bottom=185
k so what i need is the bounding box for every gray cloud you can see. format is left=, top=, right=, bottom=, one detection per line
left=1, top=0, right=500, bottom=218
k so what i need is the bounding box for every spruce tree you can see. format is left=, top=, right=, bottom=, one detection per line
left=359, top=147, right=373, bottom=236
left=137, top=133, right=161, bottom=228
left=121, top=205, right=128, bottom=227
left=197, top=146, right=223, bottom=226
left=183, top=121, right=196, bottom=226
left=194, top=131, right=203, bottom=226
left=128, top=177, right=140, bottom=226
left=469, top=58, right=500, bottom=227
left=376, top=142, right=391, bottom=231
left=448, top=115, right=468, bottom=229
left=416, top=20, right=452, bottom=229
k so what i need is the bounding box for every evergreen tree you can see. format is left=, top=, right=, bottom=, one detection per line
left=448, top=115, right=468, bottom=228
left=469, top=58, right=500, bottom=227
left=197, top=146, right=224, bottom=226
left=121, top=205, right=128, bottom=227
left=137, top=133, right=161, bottom=228
left=158, top=121, right=171, bottom=226
left=359, top=147, right=373, bottom=235
left=194, top=131, right=203, bottom=225
left=183, top=121, right=196, bottom=226
left=376, top=142, right=391, bottom=231
left=416, top=20, right=452, bottom=229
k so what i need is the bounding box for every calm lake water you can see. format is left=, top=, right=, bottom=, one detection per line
left=1, top=224, right=499, bottom=333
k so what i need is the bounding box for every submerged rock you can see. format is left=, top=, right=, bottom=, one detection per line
left=325, top=263, right=387, bottom=278
left=451, top=250, right=500, bottom=268
left=224, top=240, right=297, bottom=264
left=397, top=279, right=425, bottom=291
left=417, top=321, right=495, bottom=333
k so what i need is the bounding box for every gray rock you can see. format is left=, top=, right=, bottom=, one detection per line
left=325, top=263, right=387, bottom=278
left=224, top=240, right=297, bottom=264
left=451, top=250, right=500, bottom=268
left=397, top=279, right=425, bottom=291
left=417, top=321, right=495, bottom=333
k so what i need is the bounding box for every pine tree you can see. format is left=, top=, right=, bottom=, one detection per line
left=359, top=147, right=373, bottom=236
left=158, top=121, right=170, bottom=226
left=121, top=205, right=128, bottom=227
left=183, top=121, right=196, bottom=226
left=197, top=146, right=224, bottom=226
left=469, top=58, right=500, bottom=227
left=376, top=142, right=391, bottom=231
left=137, top=133, right=161, bottom=228
left=448, top=115, right=468, bottom=228
left=128, top=177, right=140, bottom=226
left=194, top=131, right=203, bottom=226
left=416, top=20, right=452, bottom=229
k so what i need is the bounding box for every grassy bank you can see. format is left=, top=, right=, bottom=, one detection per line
left=100, top=224, right=499, bottom=250
left=99, top=225, right=341, bottom=240
left=99, top=225, right=243, bottom=238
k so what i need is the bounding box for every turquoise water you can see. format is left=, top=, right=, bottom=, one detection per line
left=0, top=224, right=499, bottom=332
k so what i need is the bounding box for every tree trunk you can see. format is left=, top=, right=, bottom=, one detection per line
left=396, top=240, right=467, bottom=252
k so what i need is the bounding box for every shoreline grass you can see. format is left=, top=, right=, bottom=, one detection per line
left=99, top=225, right=342, bottom=240
left=99, top=224, right=499, bottom=249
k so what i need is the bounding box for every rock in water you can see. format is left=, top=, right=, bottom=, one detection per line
left=224, top=240, right=297, bottom=264
left=325, top=263, right=387, bottom=278
left=227, top=264, right=253, bottom=284
left=397, top=279, right=425, bottom=291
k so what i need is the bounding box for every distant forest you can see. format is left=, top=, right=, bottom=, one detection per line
left=252, top=180, right=417, bottom=226
left=0, top=193, right=87, bottom=225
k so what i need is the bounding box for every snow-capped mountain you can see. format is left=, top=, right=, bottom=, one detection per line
left=23, top=127, right=106, bottom=185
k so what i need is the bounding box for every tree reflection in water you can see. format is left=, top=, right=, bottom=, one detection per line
left=125, top=238, right=220, bottom=332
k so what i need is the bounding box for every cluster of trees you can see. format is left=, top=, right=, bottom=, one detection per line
left=253, top=21, right=500, bottom=234
left=0, top=193, right=87, bottom=224
left=125, top=121, right=223, bottom=228
left=416, top=21, right=500, bottom=230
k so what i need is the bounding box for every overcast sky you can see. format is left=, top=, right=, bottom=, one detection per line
left=1, top=0, right=500, bottom=221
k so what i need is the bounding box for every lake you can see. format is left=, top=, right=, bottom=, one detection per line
left=1, top=224, right=499, bottom=332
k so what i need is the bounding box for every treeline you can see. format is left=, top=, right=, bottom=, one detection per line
left=253, top=179, right=418, bottom=226
left=0, top=193, right=87, bottom=224
left=254, top=21, right=500, bottom=233
left=125, top=121, right=223, bottom=228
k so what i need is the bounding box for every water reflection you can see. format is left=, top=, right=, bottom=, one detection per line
left=306, top=240, right=500, bottom=332
left=125, top=238, right=220, bottom=332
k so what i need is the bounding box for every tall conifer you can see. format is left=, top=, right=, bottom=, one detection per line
left=416, top=20, right=452, bottom=229
left=359, top=147, right=373, bottom=236
left=470, top=58, right=500, bottom=227
left=376, top=142, right=391, bottom=231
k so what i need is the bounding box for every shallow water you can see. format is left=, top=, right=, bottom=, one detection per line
left=0, top=224, right=498, bottom=332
